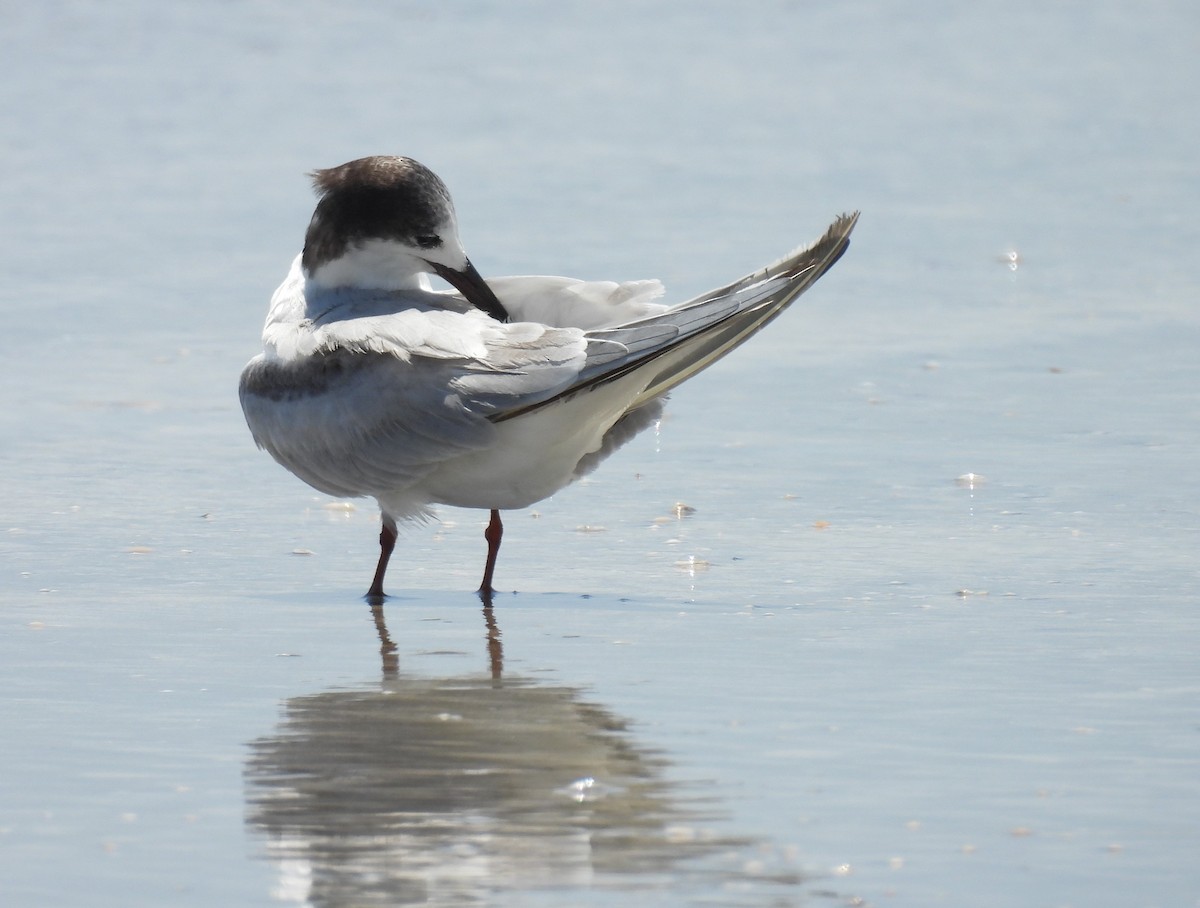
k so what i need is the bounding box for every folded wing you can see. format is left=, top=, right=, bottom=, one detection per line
left=492, top=211, right=859, bottom=422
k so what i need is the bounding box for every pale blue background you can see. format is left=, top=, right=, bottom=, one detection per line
left=2, top=2, right=1198, bottom=906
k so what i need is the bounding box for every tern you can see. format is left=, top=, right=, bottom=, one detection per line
left=239, top=156, right=857, bottom=604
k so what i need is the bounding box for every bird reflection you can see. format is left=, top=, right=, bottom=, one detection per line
left=245, top=604, right=739, bottom=907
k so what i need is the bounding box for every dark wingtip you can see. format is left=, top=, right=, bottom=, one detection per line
left=814, top=211, right=860, bottom=273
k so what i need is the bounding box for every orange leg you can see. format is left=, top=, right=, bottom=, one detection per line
left=478, top=509, right=503, bottom=604
left=366, top=514, right=398, bottom=602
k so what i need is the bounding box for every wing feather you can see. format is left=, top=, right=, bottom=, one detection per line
left=240, top=317, right=594, bottom=499
left=492, top=211, right=859, bottom=421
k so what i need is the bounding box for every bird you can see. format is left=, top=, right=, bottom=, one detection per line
left=239, top=155, right=857, bottom=604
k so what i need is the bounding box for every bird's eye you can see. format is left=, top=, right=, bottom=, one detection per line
left=415, top=235, right=442, bottom=249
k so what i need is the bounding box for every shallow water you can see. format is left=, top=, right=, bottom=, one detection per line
left=3, top=2, right=1199, bottom=906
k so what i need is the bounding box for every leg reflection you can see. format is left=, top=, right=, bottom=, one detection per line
left=367, top=600, right=504, bottom=680
left=369, top=602, right=399, bottom=679
left=483, top=604, right=504, bottom=681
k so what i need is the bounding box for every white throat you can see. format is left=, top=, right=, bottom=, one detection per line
left=306, top=239, right=429, bottom=291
